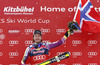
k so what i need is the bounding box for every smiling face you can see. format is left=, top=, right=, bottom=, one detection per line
left=33, top=34, right=42, bottom=43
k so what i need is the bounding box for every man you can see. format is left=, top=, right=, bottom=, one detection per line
left=21, top=22, right=79, bottom=65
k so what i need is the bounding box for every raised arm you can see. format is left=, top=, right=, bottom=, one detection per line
left=21, top=47, right=30, bottom=65
left=46, top=21, right=80, bottom=50
left=46, top=29, right=71, bottom=50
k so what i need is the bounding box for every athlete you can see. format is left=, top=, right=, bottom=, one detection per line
left=21, top=22, right=79, bottom=65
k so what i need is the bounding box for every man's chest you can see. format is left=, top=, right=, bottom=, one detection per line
left=29, top=47, right=48, bottom=56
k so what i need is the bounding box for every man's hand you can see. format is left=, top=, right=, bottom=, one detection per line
left=68, top=21, right=80, bottom=34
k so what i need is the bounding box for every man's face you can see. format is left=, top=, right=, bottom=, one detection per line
left=33, top=34, right=42, bottom=43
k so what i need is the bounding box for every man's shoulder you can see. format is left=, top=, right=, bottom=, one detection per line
left=42, top=42, right=46, bottom=46
left=28, top=44, right=34, bottom=48
left=41, top=42, right=50, bottom=45
left=41, top=42, right=52, bottom=46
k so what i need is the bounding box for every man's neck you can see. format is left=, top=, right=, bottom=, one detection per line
left=34, top=42, right=41, bottom=48
left=35, top=42, right=41, bottom=44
